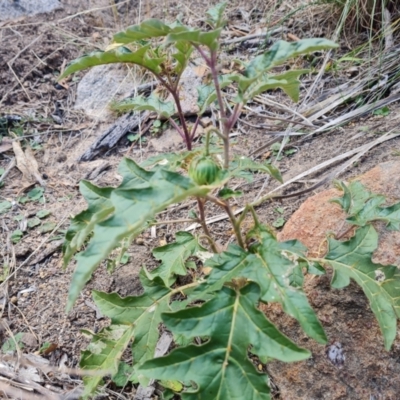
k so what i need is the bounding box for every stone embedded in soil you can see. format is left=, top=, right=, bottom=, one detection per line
left=74, top=61, right=205, bottom=122
left=0, top=0, right=61, bottom=21
left=265, top=160, right=400, bottom=400
left=278, top=160, right=400, bottom=265
left=74, top=64, right=139, bottom=120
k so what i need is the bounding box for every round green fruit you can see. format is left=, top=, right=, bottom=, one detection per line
left=189, top=156, right=221, bottom=185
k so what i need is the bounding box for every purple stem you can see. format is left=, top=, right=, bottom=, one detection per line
left=168, top=117, right=186, bottom=140
left=190, top=114, right=201, bottom=140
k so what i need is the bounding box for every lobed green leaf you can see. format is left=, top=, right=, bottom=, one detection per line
left=197, top=227, right=327, bottom=344
left=197, top=74, right=236, bottom=113
left=139, top=283, right=310, bottom=399
left=149, top=232, right=205, bottom=286
left=63, top=181, right=113, bottom=267
left=92, top=272, right=172, bottom=384
left=332, top=181, right=400, bottom=230
left=172, top=41, right=194, bottom=75
left=66, top=158, right=209, bottom=312
left=80, top=324, right=135, bottom=399
left=320, top=225, right=400, bottom=350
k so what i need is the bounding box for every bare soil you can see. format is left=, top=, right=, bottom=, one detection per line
left=1, top=0, right=400, bottom=398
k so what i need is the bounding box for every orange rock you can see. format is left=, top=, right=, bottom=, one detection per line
left=266, top=160, right=400, bottom=399
left=278, top=160, right=400, bottom=265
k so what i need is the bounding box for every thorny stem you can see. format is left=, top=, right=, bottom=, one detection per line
left=196, top=197, right=218, bottom=253
left=222, top=136, right=230, bottom=170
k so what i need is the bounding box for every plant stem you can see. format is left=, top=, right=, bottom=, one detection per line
left=237, top=204, right=250, bottom=228
left=170, top=90, right=192, bottom=150
left=190, top=114, right=201, bottom=140
left=222, top=200, right=245, bottom=248
left=222, top=136, right=229, bottom=170
left=204, top=126, right=226, bottom=157
left=196, top=197, right=218, bottom=253
left=195, top=45, right=231, bottom=169
left=168, top=117, right=186, bottom=140
left=153, top=72, right=192, bottom=150
left=199, top=234, right=218, bottom=251
left=249, top=205, right=261, bottom=228
left=205, top=128, right=211, bottom=156
left=227, top=102, right=243, bottom=132
left=209, top=50, right=227, bottom=122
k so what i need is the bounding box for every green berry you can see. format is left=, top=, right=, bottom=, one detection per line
left=189, top=156, right=221, bottom=185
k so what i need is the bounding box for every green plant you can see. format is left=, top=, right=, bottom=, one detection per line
left=57, top=3, right=400, bottom=399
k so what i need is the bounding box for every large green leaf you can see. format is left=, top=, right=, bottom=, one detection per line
left=139, top=283, right=310, bottom=399
left=58, top=45, right=164, bottom=80
left=332, top=181, right=400, bottom=230
left=92, top=271, right=172, bottom=384
left=63, top=181, right=113, bottom=266
left=66, top=158, right=208, bottom=312
left=197, top=228, right=327, bottom=344
left=80, top=324, right=135, bottom=399
left=244, top=39, right=338, bottom=78
left=111, top=92, right=176, bottom=118
left=149, top=232, right=205, bottom=286
left=319, top=225, right=400, bottom=350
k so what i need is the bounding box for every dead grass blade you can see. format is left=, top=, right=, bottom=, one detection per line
left=311, top=91, right=400, bottom=135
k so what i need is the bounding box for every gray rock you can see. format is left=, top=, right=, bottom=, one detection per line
left=74, top=64, right=139, bottom=120
left=0, top=0, right=62, bottom=21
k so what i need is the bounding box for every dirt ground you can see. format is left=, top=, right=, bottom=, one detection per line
left=1, top=0, right=400, bottom=399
